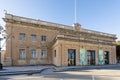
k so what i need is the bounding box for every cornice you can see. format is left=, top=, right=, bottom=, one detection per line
left=56, top=35, right=116, bottom=46
left=3, top=13, right=117, bottom=39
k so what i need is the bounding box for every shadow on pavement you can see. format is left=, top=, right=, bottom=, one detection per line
left=0, top=76, right=11, bottom=80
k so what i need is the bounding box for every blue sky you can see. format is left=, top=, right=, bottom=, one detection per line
left=0, top=0, right=120, bottom=39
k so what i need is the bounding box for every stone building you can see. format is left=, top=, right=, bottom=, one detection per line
left=3, top=13, right=117, bottom=66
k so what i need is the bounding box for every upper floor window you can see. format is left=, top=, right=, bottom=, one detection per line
left=31, top=49, right=37, bottom=59
left=31, top=35, right=37, bottom=41
left=54, top=50, right=56, bottom=57
left=41, top=50, right=47, bottom=58
left=41, top=35, right=46, bottom=42
left=19, top=33, right=26, bottom=40
left=19, top=49, right=26, bottom=59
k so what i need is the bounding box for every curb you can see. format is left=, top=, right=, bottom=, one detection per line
left=0, top=68, right=50, bottom=76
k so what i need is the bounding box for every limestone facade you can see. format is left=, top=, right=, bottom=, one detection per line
left=3, top=13, right=117, bottom=66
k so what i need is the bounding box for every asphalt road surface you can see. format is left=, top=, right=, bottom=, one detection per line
left=0, top=67, right=120, bottom=80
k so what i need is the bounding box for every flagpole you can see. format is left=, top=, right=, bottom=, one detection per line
left=74, top=0, right=77, bottom=23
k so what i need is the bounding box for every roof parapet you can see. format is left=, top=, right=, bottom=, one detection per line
left=72, top=23, right=81, bottom=31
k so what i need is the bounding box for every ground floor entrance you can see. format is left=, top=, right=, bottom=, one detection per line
left=87, top=50, right=95, bottom=65
left=104, top=51, right=109, bottom=64
left=68, top=49, right=76, bottom=66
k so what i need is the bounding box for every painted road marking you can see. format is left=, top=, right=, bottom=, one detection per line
left=92, top=75, right=95, bottom=80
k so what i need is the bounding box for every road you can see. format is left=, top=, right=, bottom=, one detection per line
left=0, top=67, right=120, bottom=80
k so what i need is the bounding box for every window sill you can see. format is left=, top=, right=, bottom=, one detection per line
left=19, top=58, right=26, bottom=60
left=31, top=58, right=37, bottom=60
left=40, top=57, right=47, bottom=60
left=41, top=41, right=46, bottom=43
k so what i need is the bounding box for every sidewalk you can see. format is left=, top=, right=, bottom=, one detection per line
left=0, top=64, right=120, bottom=76
left=55, top=63, right=120, bottom=72
left=0, top=65, right=55, bottom=76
